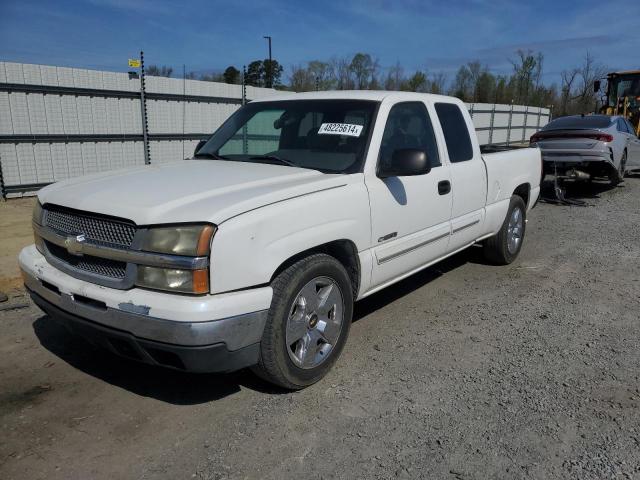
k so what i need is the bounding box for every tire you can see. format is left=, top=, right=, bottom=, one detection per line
left=483, top=195, right=527, bottom=265
left=610, top=151, right=627, bottom=186
left=252, top=253, right=353, bottom=390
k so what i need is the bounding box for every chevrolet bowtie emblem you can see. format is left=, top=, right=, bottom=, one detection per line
left=64, top=234, right=86, bottom=256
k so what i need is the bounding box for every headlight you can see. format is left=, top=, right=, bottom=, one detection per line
left=137, top=224, right=215, bottom=294
left=32, top=202, right=45, bottom=254
left=137, top=266, right=209, bottom=294
left=142, top=224, right=215, bottom=256
left=32, top=201, right=44, bottom=225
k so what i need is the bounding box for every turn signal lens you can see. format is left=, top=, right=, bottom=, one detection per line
left=192, top=269, right=209, bottom=294
left=196, top=225, right=216, bottom=256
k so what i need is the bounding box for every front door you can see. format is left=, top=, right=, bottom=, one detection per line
left=366, top=101, right=452, bottom=290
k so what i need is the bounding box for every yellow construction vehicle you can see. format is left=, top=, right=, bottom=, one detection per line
left=595, top=70, right=640, bottom=135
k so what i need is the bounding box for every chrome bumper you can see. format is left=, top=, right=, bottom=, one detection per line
left=23, top=268, right=268, bottom=351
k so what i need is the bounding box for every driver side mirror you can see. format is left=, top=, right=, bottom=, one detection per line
left=378, top=148, right=431, bottom=178
left=593, top=80, right=601, bottom=93
left=194, top=139, right=206, bottom=156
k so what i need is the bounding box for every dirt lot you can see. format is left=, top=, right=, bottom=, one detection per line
left=1, top=179, right=639, bottom=480
left=0, top=197, right=36, bottom=294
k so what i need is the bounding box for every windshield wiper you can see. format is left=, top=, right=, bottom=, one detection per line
left=248, top=155, right=299, bottom=168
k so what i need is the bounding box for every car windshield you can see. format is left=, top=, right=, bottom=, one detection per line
left=196, top=99, right=379, bottom=173
left=542, top=115, right=613, bottom=130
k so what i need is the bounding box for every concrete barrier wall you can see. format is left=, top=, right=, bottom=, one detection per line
left=0, top=62, right=550, bottom=197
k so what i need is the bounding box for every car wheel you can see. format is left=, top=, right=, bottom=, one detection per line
left=483, top=195, right=527, bottom=265
left=610, top=151, right=627, bottom=185
left=252, top=253, right=353, bottom=390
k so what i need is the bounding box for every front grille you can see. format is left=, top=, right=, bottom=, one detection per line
left=45, top=205, right=136, bottom=248
left=46, top=241, right=127, bottom=279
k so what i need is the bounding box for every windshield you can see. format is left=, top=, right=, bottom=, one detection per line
left=608, top=75, right=640, bottom=106
left=542, top=115, right=613, bottom=130
left=195, top=99, right=378, bottom=173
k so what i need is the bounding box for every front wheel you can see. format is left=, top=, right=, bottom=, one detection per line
left=483, top=195, right=527, bottom=265
left=252, top=253, right=353, bottom=390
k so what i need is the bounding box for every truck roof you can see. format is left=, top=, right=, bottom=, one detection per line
left=252, top=90, right=459, bottom=104
left=607, top=70, right=640, bottom=77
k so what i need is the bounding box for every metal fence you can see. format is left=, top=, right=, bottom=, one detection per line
left=0, top=61, right=279, bottom=198
left=0, top=61, right=550, bottom=198
left=467, top=102, right=551, bottom=146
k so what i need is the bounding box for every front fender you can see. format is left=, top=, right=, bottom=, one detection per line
left=209, top=179, right=371, bottom=294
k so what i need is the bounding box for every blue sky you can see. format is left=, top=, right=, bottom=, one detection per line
left=1, top=0, right=639, bottom=85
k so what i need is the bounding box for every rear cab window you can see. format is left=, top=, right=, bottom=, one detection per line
left=434, top=103, right=473, bottom=163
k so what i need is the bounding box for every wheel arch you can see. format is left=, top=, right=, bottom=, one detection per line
left=512, top=183, right=531, bottom=208
left=270, top=239, right=361, bottom=298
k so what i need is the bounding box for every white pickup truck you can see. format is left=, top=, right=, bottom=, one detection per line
left=20, top=91, right=541, bottom=389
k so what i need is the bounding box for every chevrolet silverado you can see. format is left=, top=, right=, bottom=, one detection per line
left=20, top=91, right=542, bottom=389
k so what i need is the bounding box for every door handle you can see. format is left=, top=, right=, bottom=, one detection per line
left=438, top=180, right=451, bottom=195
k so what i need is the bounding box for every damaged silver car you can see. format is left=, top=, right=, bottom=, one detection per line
left=531, top=114, right=640, bottom=185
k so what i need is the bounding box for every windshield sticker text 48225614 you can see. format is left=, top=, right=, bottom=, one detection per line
left=317, top=123, right=363, bottom=137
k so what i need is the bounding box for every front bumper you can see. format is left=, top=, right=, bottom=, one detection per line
left=20, top=245, right=272, bottom=372
left=28, top=289, right=262, bottom=372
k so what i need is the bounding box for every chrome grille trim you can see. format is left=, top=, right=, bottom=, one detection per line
left=34, top=222, right=209, bottom=270
left=45, top=205, right=136, bottom=248
left=46, top=241, right=127, bottom=279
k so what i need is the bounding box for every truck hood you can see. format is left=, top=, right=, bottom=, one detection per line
left=38, top=160, right=349, bottom=225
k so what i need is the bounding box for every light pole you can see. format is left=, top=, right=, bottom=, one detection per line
left=263, top=35, right=272, bottom=88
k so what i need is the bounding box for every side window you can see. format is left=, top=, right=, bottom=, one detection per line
left=379, top=102, right=440, bottom=169
left=617, top=118, right=627, bottom=133
left=625, top=119, right=637, bottom=135
left=435, top=103, right=474, bottom=163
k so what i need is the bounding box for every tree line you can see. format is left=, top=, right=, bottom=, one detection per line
left=146, top=60, right=283, bottom=89
left=146, top=50, right=607, bottom=116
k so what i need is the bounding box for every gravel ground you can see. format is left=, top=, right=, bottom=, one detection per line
left=1, top=178, right=639, bottom=480
left=0, top=197, right=36, bottom=293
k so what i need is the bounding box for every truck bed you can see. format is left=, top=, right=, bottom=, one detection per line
left=482, top=146, right=542, bottom=209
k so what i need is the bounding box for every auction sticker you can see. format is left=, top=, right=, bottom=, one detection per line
left=318, top=123, right=363, bottom=137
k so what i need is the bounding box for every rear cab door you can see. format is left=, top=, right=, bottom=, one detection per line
left=364, top=97, right=452, bottom=291
left=432, top=101, right=487, bottom=252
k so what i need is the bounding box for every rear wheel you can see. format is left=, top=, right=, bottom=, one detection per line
left=483, top=195, right=526, bottom=265
left=253, top=253, right=353, bottom=390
